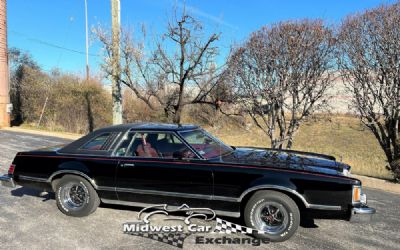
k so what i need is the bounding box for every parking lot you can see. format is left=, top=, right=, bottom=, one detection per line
left=0, top=130, right=399, bottom=250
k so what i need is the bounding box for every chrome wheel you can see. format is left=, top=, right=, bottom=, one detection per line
left=253, top=201, right=289, bottom=235
left=60, top=182, right=89, bottom=210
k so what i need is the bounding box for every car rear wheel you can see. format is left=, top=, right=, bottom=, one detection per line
left=244, top=190, right=300, bottom=242
left=55, top=175, right=100, bottom=217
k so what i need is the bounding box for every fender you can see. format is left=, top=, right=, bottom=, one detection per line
left=48, top=161, right=97, bottom=189
left=238, top=184, right=309, bottom=207
left=239, top=179, right=342, bottom=210
left=238, top=176, right=309, bottom=207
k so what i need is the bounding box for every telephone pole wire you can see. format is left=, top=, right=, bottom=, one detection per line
left=111, top=0, right=122, bottom=124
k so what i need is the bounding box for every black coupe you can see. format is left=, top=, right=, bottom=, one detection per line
left=0, top=123, right=375, bottom=241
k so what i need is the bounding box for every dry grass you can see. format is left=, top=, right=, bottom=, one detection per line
left=203, top=115, right=393, bottom=180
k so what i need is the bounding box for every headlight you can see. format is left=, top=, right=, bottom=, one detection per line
left=360, top=193, right=367, bottom=204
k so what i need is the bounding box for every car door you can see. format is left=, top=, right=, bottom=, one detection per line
left=115, top=131, right=213, bottom=208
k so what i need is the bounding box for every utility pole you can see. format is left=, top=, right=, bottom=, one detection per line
left=84, top=0, right=89, bottom=81
left=0, top=0, right=10, bottom=128
left=111, top=0, right=122, bottom=124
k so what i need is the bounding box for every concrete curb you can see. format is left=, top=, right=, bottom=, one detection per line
left=1, top=127, right=82, bottom=140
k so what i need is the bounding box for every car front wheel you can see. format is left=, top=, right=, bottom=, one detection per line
left=55, top=175, right=100, bottom=217
left=244, top=190, right=300, bottom=242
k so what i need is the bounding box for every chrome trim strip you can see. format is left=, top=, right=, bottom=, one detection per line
left=114, top=187, right=214, bottom=200
left=213, top=195, right=237, bottom=202
left=308, top=204, right=342, bottom=210
left=100, top=198, right=241, bottom=218
left=98, top=185, right=236, bottom=201
left=238, top=185, right=310, bottom=206
left=18, top=175, right=48, bottom=183
left=102, top=185, right=341, bottom=211
left=97, top=186, right=115, bottom=192
left=47, top=170, right=98, bottom=189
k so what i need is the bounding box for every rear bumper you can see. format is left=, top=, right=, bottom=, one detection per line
left=0, top=175, right=16, bottom=188
left=350, top=205, right=376, bottom=222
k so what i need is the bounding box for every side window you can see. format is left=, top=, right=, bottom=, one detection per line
left=116, top=131, right=197, bottom=159
left=81, top=133, right=111, bottom=151
left=115, top=132, right=135, bottom=156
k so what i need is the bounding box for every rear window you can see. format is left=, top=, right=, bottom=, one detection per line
left=81, top=133, right=112, bottom=151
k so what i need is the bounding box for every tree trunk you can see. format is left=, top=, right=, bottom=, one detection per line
left=85, top=92, right=94, bottom=132
left=173, top=105, right=183, bottom=124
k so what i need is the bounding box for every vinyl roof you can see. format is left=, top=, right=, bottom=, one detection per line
left=97, top=122, right=199, bottom=133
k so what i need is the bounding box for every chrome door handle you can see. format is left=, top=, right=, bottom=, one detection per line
left=120, top=163, right=135, bottom=167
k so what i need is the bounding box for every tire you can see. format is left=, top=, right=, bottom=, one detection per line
left=244, top=190, right=300, bottom=242
left=54, top=175, right=100, bottom=217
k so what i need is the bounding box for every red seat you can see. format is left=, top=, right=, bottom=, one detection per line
left=136, top=143, right=158, bottom=157
left=135, top=136, right=159, bottom=157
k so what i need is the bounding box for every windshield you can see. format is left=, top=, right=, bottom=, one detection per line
left=179, top=129, right=233, bottom=159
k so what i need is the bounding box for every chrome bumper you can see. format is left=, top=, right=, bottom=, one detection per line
left=350, top=205, right=376, bottom=222
left=0, top=175, right=16, bottom=188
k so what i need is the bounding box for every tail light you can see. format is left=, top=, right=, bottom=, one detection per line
left=8, top=164, right=15, bottom=175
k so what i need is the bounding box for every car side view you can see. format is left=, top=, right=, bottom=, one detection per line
left=0, top=123, right=375, bottom=242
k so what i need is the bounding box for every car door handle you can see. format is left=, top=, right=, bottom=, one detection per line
left=120, top=163, right=135, bottom=167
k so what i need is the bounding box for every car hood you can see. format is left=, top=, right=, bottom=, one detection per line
left=217, top=147, right=350, bottom=176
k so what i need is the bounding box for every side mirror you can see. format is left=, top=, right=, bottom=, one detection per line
left=173, top=151, right=184, bottom=160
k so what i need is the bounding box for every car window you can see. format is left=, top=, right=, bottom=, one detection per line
left=115, top=132, right=135, bottom=156
left=81, top=133, right=112, bottom=151
left=180, top=129, right=233, bottom=159
left=117, top=132, right=197, bottom=159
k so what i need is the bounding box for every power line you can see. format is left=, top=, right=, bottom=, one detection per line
left=9, top=30, right=100, bottom=57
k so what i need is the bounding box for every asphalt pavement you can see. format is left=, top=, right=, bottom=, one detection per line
left=0, top=129, right=399, bottom=250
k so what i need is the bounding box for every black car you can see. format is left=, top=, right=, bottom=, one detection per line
left=0, top=123, right=375, bottom=241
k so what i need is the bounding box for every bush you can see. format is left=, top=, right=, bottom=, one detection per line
left=11, top=68, right=112, bottom=134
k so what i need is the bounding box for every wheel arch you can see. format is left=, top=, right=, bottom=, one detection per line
left=239, top=186, right=308, bottom=216
left=48, top=170, right=97, bottom=191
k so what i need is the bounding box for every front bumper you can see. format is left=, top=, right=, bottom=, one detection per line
left=0, top=175, right=16, bottom=188
left=350, top=205, right=376, bottom=222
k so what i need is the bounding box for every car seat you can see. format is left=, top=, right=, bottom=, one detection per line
left=136, top=135, right=158, bottom=157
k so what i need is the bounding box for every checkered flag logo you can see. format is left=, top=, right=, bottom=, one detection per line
left=124, top=231, right=191, bottom=249
left=214, top=217, right=267, bottom=235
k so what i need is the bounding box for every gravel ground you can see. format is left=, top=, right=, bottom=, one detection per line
left=0, top=130, right=399, bottom=250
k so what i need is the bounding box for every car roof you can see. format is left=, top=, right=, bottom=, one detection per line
left=58, top=122, right=200, bottom=155
left=97, top=122, right=200, bottom=133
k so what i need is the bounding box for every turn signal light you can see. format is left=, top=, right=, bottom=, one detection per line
left=8, top=164, right=15, bottom=175
left=352, top=185, right=361, bottom=204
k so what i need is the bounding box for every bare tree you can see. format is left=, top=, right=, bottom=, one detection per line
left=95, top=9, right=222, bottom=123
left=227, top=20, right=335, bottom=149
left=337, top=3, right=400, bottom=180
